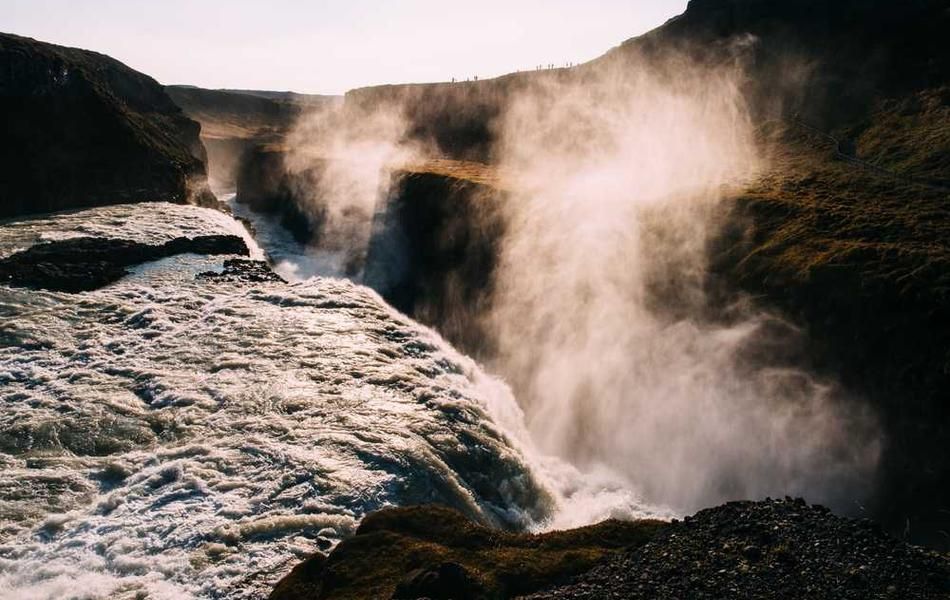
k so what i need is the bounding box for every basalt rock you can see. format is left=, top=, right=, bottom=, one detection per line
left=0, top=33, right=216, bottom=218
left=364, top=170, right=506, bottom=359
left=0, top=234, right=248, bottom=292
left=392, top=562, right=484, bottom=600
left=197, top=258, right=285, bottom=284
left=235, top=146, right=317, bottom=244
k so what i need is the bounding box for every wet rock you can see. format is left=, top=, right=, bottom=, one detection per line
left=197, top=258, right=284, bottom=284
left=234, top=146, right=318, bottom=245
left=0, top=234, right=248, bottom=292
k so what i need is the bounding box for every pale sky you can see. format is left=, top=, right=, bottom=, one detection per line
left=2, top=1, right=688, bottom=95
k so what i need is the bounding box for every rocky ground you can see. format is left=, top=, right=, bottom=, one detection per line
left=524, top=499, right=950, bottom=600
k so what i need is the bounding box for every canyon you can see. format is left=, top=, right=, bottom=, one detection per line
left=1, top=0, right=949, bottom=598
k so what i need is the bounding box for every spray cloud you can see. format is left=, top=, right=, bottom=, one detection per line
left=279, top=100, right=424, bottom=278
left=486, top=46, right=880, bottom=515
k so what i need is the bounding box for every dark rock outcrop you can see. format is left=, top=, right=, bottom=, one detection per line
left=235, top=146, right=317, bottom=243
left=0, top=234, right=248, bottom=292
left=392, top=562, right=484, bottom=600
left=0, top=33, right=215, bottom=218
left=364, top=170, right=506, bottom=359
left=197, top=258, right=284, bottom=284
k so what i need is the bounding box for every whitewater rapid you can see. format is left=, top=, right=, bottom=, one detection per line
left=0, top=202, right=654, bottom=599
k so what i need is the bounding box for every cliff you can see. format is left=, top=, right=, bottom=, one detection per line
left=0, top=33, right=215, bottom=218
left=233, top=148, right=506, bottom=356
left=364, top=167, right=506, bottom=359
left=711, top=118, right=950, bottom=549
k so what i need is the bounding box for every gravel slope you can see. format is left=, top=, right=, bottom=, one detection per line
left=524, top=498, right=950, bottom=600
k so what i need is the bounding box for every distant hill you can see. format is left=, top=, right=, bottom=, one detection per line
left=165, top=85, right=340, bottom=140
left=164, top=86, right=341, bottom=190
left=216, top=88, right=336, bottom=105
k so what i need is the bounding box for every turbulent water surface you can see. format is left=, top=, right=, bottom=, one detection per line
left=0, top=202, right=651, bottom=599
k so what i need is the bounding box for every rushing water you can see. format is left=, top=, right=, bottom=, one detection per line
left=0, top=202, right=653, bottom=599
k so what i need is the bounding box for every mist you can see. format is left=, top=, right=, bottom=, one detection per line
left=276, top=102, right=423, bottom=279
left=278, top=43, right=881, bottom=519
left=485, top=48, right=881, bottom=515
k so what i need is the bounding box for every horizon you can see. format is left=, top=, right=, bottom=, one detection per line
left=2, top=0, right=687, bottom=95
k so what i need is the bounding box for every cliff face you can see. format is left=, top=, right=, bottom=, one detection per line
left=364, top=170, right=506, bottom=358
left=343, top=0, right=948, bottom=162
left=711, top=123, right=950, bottom=549
left=234, top=149, right=506, bottom=351
left=0, top=33, right=214, bottom=219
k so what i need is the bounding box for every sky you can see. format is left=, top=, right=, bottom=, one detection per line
left=2, top=0, right=688, bottom=95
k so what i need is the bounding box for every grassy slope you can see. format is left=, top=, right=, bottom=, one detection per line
left=268, top=505, right=666, bottom=600
left=849, top=87, right=950, bottom=187
left=713, top=114, right=950, bottom=544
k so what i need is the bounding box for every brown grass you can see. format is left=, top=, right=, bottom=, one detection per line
left=268, top=505, right=666, bottom=600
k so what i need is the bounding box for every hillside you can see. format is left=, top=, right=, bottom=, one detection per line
left=0, top=33, right=214, bottom=218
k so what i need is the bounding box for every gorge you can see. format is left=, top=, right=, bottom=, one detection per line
left=1, top=0, right=949, bottom=598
